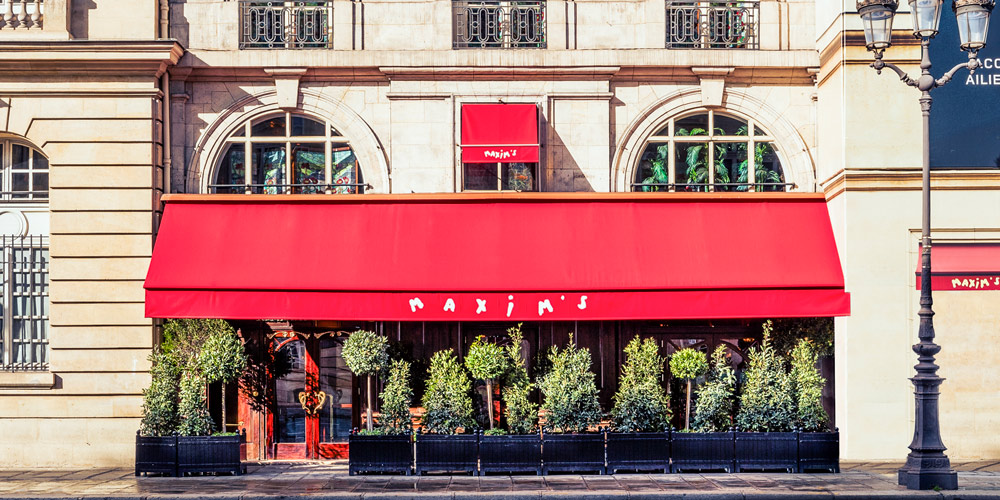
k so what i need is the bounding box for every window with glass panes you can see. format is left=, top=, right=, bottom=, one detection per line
left=631, top=111, right=787, bottom=192
left=0, top=138, right=49, bottom=201
left=213, top=113, right=365, bottom=194
left=463, top=162, right=537, bottom=191
left=1, top=235, right=49, bottom=371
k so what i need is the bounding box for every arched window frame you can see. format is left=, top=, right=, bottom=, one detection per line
left=212, top=111, right=366, bottom=194
left=632, top=109, right=788, bottom=192
left=0, top=136, right=49, bottom=202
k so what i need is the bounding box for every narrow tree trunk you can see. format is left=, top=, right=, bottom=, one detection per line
left=486, top=379, right=494, bottom=429
left=366, top=374, right=374, bottom=432
left=221, top=382, right=227, bottom=433
left=685, top=379, right=692, bottom=430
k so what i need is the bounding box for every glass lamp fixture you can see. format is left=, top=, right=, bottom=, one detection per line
left=954, top=0, right=995, bottom=51
left=910, top=0, right=945, bottom=37
left=859, top=0, right=900, bottom=50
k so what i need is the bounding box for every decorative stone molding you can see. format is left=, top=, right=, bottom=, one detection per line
left=691, top=67, right=735, bottom=108
left=264, top=67, right=308, bottom=110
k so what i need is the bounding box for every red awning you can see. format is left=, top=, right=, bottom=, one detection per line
left=144, top=193, right=850, bottom=321
left=461, top=104, right=539, bottom=163
left=916, top=243, right=1000, bottom=290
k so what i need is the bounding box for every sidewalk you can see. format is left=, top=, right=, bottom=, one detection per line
left=2, top=461, right=1000, bottom=500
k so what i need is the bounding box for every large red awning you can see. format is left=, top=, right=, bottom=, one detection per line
left=916, top=243, right=1000, bottom=291
left=144, top=193, right=850, bottom=321
left=461, top=104, right=539, bottom=163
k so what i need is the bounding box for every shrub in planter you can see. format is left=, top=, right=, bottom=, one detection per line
left=465, top=336, right=507, bottom=430
left=381, top=359, right=414, bottom=434
left=502, top=324, right=538, bottom=435
left=608, top=336, right=670, bottom=473
left=342, top=330, right=389, bottom=432
left=178, top=372, right=214, bottom=436
left=669, top=347, right=708, bottom=431
left=416, top=349, right=476, bottom=475
left=692, top=345, right=736, bottom=432
left=349, top=361, right=415, bottom=475
left=789, top=339, right=838, bottom=472
left=136, top=349, right=181, bottom=476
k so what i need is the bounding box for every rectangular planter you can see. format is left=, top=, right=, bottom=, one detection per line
left=177, top=434, right=245, bottom=476
left=348, top=433, right=413, bottom=475
left=734, top=431, right=797, bottom=472
left=414, top=433, right=478, bottom=475
left=541, top=433, right=606, bottom=475
left=479, top=433, right=541, bottom=475
left=670, top=431, right=734, bottom=473
left=798, top=431, right=839, bottom=472
left=606, top=432, right=669, bottom=474
left=135, top=434, right=178, bottom=477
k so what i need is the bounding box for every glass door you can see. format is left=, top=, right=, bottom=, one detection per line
left=317, top=336, right=353, bottom=458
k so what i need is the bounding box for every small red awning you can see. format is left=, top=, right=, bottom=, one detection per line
left=916, top=243, right=1000, bottom=290
left=461, top=104, right=539, bottom=163
left=144, top=193, right=850, bottom=321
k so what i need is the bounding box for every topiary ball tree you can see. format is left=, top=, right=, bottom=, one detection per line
left=538, top=334, right=602, bottom=433
left=422, top=349, right=474, bottom=434
left=342, top=330, right=389, bottom=431
left=611, top=336, right=670, bottom=432
left=465, top=335, right=507, bottom=429
left=692, top=345, right=737, bottom=432
left=669, top=347, right=708, bottom=431
left=380, top=359, right=413, bottom=435
left=790, top=338, right=829, bottom=431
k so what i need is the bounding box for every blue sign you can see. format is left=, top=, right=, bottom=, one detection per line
left=929, top=6, right=1000, bottom=169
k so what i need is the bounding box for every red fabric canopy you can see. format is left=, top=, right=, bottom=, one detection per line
left=916, top=243, right=1000, bottom=291
left=144, top=193, right=850, bottom=321
left=461, top=104, right=539, bottom=163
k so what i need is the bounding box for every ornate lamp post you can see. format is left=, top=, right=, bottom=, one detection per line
left=856, top=0, right=995, bottom=491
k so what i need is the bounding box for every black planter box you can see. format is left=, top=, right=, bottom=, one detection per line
left=177, top=434, right=245, bottom=476
left=135, top=434, right=178, bottom=476
left=541, top=433, right=606, bottom=475
left=798, top=431, right=839, bottom=472
left=479, top=433, right=542, bottom=475
left=348, top=433, right=414, bottom=475
left=734, top=431, right=797, bottom=472
left=670, top=431, right=734, bottom=472
left=414, top=433, right=478, bottom=475
left=606, top=432, right=669, bottom=474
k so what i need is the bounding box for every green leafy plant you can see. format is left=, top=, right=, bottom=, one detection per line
left=768, top=317, right=835, bottom=358
left=736, top=321, right=795, bottom=432
left=197, top=324, right=247, bottom=432
left=611, top=336, right=670, bottom=432
left=669, top=348, right=709, bottom=430
left=139, top=348, right=180, bottom=437
left=502, top=324, right=538, bottom=434
left=465, top=336, right=507, bottom=429
left=640, top=145, right=670, bottom=192
left=537, top=334, right=602, bottom=433
left=422, top=349, right=474, bottom=434
left=677, top=127, right=730, bottom=191
left=735, top=143, right=782, bottom=191
left=692, top=345, right=737, bottom=432
left=484, top=428, right=508, bottom=436
left=380, top=359, right=414, bottom=435
left=342, top=330, right=389, bottom=431
left=790, top=339, right=829, bottom=432
left=177, top=372, right=214, bottom=436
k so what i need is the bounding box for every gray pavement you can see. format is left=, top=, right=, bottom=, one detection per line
left=2, top=462, right=1000, bottom=499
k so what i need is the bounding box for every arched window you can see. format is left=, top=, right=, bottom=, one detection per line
left=0, top=137, right=49, bottom=201
left=632, top=110, right=786, bottom=192
left=213, top=113, right=365, bottom=194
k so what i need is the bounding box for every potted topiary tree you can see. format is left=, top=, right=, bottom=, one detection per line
left=478, top=324, right=542, bottom=475
left=673, top=345, right=737, bottom=473
left=606, top=336, right=671, bottom=473
left=465, top=335, right=507, bottom=430
left=538, top=334, right=605, bottom=475
left=415, top=349, right=478, bottom=475
left=734, top=321, right=797, bottom=472
left=342, top=330, right=389, bottom=432
left=136, top=348, right=180, bottom=476
left=668, top=347, right=708, bottom=431
left=790, top=338, right=839, bottom=472
left=349, top=359, right=415, bottom=475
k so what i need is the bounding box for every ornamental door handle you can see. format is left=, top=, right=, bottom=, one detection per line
left=298, top=390, right=327, bottom=415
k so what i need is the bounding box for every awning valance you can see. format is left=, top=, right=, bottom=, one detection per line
left=461, top=103, right=539, bottom=164
left=916, top=243, right=1000, bottom=291
left=144, top=193, right=850, bottom=321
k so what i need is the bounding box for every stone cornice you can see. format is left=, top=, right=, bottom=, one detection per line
left=0, top=40, right=184, bottom=78
left=822, top=168, right=1000, bottom=201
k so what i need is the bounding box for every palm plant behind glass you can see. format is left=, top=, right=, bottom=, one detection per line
left=733, top=125, right=782, bottom=191
left=677, top=127, right=729, bottom=192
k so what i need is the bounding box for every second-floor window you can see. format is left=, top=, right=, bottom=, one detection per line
left=666, top=0, right=759, bottom=49
left=453, top=0, right=547, bottom=49
left=0, top=138, right=49, bottom=202
left=239, top=0, right=334, bottom=49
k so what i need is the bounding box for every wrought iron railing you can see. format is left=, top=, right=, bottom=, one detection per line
left=0, top=0, right=43, bottom=31
left=239, top=0, right=333, bottom=49
left=631, top=182, right=793, bottom=192
left=665, top=0, right=758, bottom=49
left=209, top=183, right=370, bottom=194
left=0, top=234, right=49, bottom=372
left=453, top=0, right=546, bottom=49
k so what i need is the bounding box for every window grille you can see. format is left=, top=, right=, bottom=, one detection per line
left=453, top=0, right=547, bottom=49
left=239, top=0, right=334, bottom=49
left=665, top=0, right=759, bottom=49
left=1, top=235, right=49, bottom=372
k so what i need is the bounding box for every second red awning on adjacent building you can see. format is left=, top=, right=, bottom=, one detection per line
left=916, top=243, right=1000, bottom=290
left=461, top=103, right=539, bottom=163
left=144, top=193, right=850, bottom=321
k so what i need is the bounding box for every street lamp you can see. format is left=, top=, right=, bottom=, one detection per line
left=856, top=0, right=994, bottom=491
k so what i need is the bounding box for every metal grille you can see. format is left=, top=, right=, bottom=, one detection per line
left=1, top=235, right=49, bottom=372
left=239, top=0, right=333, bottom=49
left=665, top=0, right=758, bottom=49
left=453, top=0, right=546, bottom=49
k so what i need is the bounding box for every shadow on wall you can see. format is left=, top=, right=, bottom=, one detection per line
left=70, top=0, right=96, bottom=39
left=169, top=0, right=191, bottom=48
left=546, top=125, right=595, bottom=192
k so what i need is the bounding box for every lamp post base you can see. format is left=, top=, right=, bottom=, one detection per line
left=897, top=460, right=958, bottom=490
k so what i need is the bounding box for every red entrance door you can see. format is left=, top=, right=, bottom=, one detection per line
left=271, top=335, right=353, bottom=459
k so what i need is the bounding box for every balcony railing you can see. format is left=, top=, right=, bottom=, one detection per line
left=453, top=0, right=546, bottom=49
left=665, top=0, right=758, bottom=49
left=239, top=0, right=333, bottom=49
left=0, top=0, right=43, bottom=31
